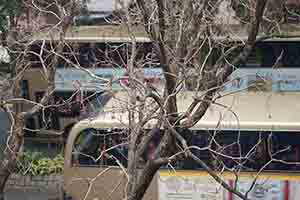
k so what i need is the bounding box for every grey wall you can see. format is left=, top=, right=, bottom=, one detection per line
left=0, top=111, right=10, bottom=159
left=5, top=174, right=63, bottom=200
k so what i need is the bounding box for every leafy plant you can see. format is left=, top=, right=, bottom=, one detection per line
left=0, top=0, right=24, bottom=32
left=17, top=151, right=64, bottom=176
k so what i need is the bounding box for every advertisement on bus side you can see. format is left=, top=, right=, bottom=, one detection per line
left=158, top=171, right=300, bottom=200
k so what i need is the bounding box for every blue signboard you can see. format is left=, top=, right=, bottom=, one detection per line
left=55, top=67, right=164, bottom=91
left=223, top=68, right=300, bottom=92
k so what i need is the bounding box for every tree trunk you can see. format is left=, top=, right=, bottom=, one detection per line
left=0, top=168, right=10, bottom=200
left=127, top=161, right=160, bottom=200
left=0, top=113, right=24, bottom=198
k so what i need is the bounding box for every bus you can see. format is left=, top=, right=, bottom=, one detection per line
left=21, top=24, right=161, bottom=154
left=21, top=66, right=163, bottom=155
left=63, top=91, right=300, bottom=200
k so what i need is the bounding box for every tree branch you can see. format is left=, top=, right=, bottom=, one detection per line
left=182, top=0, right=269, bottom=128
left=165, top=121, right=249, bottom=200
left=135, top=0, right=156, bottom=38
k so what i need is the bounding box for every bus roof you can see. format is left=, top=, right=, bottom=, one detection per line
left=30, top=25, right=150, bottom=43
left=74, top=91, right=300, bottom=132
left=28, top=24, right=300, bottom=44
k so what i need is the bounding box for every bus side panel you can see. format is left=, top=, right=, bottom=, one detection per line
left=289, top=181, right=300, bottom=200
left=157, top=171, right=300, bottom=200
left=64, top=167, right=159, bottom=200
left=64, top=167, right=126, bottom=200
left=157, top=171, right=225, bottom=200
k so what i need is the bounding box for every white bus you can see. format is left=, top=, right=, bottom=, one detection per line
left=63, top=91, right=300, bottom=200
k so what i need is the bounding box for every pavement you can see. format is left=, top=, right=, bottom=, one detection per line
left=1, top=113, right=61, bottom=200
left=5, top=189, right=48, bottom=200
left=4, top=188, right=60, bottom=200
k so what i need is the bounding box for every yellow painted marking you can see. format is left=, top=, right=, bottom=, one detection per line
left=159, top=170, right=300, bottom=181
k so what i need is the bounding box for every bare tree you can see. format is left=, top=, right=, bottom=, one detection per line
left=0, top=0, right=297, bottom=200
left=59, top=0, right=300, bottom=199
left=0, top=0, right=79, bottom=198
left=109, top=1, right=271, bottom=200
left=68, top=1, right=293, bottom=200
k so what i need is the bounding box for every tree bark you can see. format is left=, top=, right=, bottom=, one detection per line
left=127, top=161, right=161, bottom=200
left=0, top=172, right=9, bottom=200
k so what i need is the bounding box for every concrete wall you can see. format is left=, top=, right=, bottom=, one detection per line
left=5, top=174, right=63, bottom=200
left=0, top=111, right=10, bottom=160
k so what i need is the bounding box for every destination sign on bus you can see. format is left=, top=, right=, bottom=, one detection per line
left=224, top=68, right=300, bottom=92
left=55, top=68, right=164, bottom=91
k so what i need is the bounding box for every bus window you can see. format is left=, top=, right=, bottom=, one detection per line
left=70, top=127, right=300, bottom=172
left=106, top=136, right=128, bottom=167
left=258, top=42, right=300, bottom=68
left=84, top=92, right=111, bottom=118
left=206, top=131, right=300, bottom=172
left=72, top=129, right=128, bottom=167
left=20, top=80, right=30, bottom=99
left=73, top=128, right=100, bottom=166
left=53, top=91, right=109, bottom=118
left=180, top=131, right=209, bottom=170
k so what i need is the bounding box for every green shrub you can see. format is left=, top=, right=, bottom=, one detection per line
left=17, top=151, right=64, bottom=176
